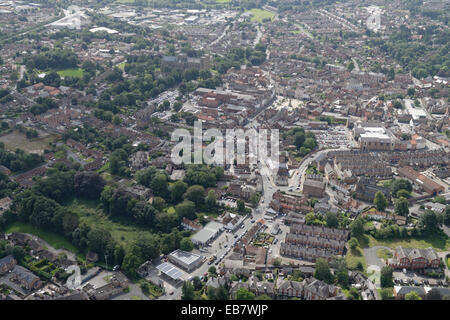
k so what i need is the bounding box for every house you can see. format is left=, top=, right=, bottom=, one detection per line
left=276, top=279, right=303, bottom=299
left=0, top=255, right=17, bottom=275
left=397, top=166, right=445, bottom=195
left=302, top=178, right=325, bottom=198
left=302, top=277, right=341, bottom=300
left=393, top=286, right=426, bottom=299
left=11, top=265, right=42, bottom=290
left=388, top=246, right=440, bottom=271
left=181, top=217, right=202, bottom=232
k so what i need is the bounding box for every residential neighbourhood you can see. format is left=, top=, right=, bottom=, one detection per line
left=0, top=0, right=448, bottom=305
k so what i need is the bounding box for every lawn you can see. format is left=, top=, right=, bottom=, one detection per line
left=346, top=247, right=367, bottom=272
left=215, top=0, right=230, bottom=3
left=56, top=68, right=84, bottom=78
left=3, top=221, right=78, bottom=253
left=376, top=248, right=393, bottom=260
left=116, top=61, right=126, bottom=71
left=367, top=234, right=450, bottom=252
left=66, top=198, right=156, bottom=251
left=248, top=9, right=275, bottom=23
left=0, top=131, right=58, bottom=154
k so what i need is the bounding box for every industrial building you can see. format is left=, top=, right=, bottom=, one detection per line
left=168, top=249, right=203, bottom=272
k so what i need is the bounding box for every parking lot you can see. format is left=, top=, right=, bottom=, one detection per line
left=313, top=126, right=357, bottom=149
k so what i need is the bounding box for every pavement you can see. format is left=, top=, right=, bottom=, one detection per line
left=363, top=246, right=391, bottom=268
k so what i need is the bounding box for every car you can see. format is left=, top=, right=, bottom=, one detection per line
left=234, top=234, right=238, bottom=238
left=251, top=219, right=255, bottom=223
left=241, top=224, right=245, bottom=229
left=224, top=244, right=228, bottom=248
left=113, top=265, right=120, bottom=271
left=169, top=292, right=174, bottom=295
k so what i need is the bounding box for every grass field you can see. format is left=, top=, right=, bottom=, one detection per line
left=0, top=131, right=58, bottom=154
left=367, top=234, right=450, bottom=252
left=215, top=0, right=230, bottom=3
left=56, top=68, right=84, bottom=78
left=3, top=221, right=78, bottom=252
left=249, top=9, right=275, bottom=23
left=346, top=247, right=367, bottom=272
left=66, top=198, right=155, bottom=251
left=116, top=61, right=126, bottom=71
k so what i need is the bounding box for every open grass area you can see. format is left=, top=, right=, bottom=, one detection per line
left=215, top=0, right=230, bottom=3
left=56, top=68, right=84, bottom=78
left=376, top=248, right=393, bottom=260
left=0, top=131, right=58, bottom=154
left=66, top=198, right=155, bottom=251
left=3, top=221, right=78, bottom=253
left=367, top=234, right=450, bottom=252
left=248, top=8, right=275, bottom=23
left=116, top=61, right=126, bottom=71
left=346, top=247, right=367, bottom=272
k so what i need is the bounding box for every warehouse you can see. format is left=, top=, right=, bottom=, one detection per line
left=191, top=221, right=224, bottom=247
left=168, top=249, right=203, bottom=272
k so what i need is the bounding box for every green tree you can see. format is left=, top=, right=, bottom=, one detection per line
left=185, top=185, right=205, bottom=207
left=374, top=191, right=388, bottom=211
left=380, top=288, right=393, bottom=300
left=151, top=173, right=170, bottom=199
left=175, top=200, right=196, bottom=221
left=182, top=281, right=195, bottom=300
left=350, top=217, right=365, bottom=237
left=395, top=197, right=409, bottom=216
left=396, top=189, right=411, bottom=199
left=205, top=189, right=217, bottom=211
left=380, top=266, right=394, bottom=288
left=405, top=291, right=422, bottom=300
left=348, top=237, right=359, bottom=250
left=180, top=238, right=194, bottom=252
left=418, top=210, right=442, bottom=234
left=236, top=199, right=245, bottom=213
left=314, top=258, right=334, bottom=284
left=235, top=288, right=255, bottom=300
left=170, top=180, right=188, bottom=204
left=325, top=212, right=338, bottom=228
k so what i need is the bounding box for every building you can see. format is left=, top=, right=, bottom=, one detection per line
left=10, top=265, right=42, bottom=290
left=167, top=249, right=203, bottom=272
left=354, top=177, right=391, bottom=203
left=387, top=246, right=440, bottom=271
left=0, top=255, right=16, bottom=275
left=302, top=178, right=325, bottom=198
left=393, top=286, right=426, bottom=299
left=354, top=122, right=393, bottom=151
left=191, top=221, right=223, bottom=247
left=397, top=166, right=445, bottom=195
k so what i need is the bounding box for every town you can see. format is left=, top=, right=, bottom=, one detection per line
left=0, top=0, right=449, bottom=303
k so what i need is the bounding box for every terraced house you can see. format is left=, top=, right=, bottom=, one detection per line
left=387, top=246, right=440, bottom=271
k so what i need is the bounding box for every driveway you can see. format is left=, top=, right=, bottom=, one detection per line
left=363, top=246, right=391, bottom=268
left=65, top=265, right=81, bottom=290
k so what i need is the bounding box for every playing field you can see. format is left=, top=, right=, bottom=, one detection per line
left=0, top=131, right=58, bottom=154
left=56, top=68, right=84, bottom=78
left=249, top=9, right=275, bottom=23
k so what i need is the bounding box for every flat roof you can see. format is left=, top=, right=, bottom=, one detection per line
left=169, top=249, right=202, bottom=266
left=191, top=221, right=223, bottom=244
left=156, top=262, right=184, bottom=280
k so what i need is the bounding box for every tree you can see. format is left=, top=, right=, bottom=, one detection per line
left=380, top=288, right=393, bottom=300
left=170, top=180, right=188, bottom=204
left=236, top=199, right=245, bottom=213
left=152, top=197, right=166, bottom=212
left=121, top=251, right=142, bottom=279
left=391, top=179, right=412, bottom=195
left=184, top=185, right=205, bottom=207
left=374, top=191, right=388, bottom=211
left=336, top=267, right=349, bottom=289
left=74, top=171, right=106, bottom=200
left=205, top=190, right=217, bottom=211
left=380, top=266, right=394, bottom=288
left=325, top=212, right=338, bottom=228
left=405, top=291, right=422, bottom=300
left=135, top=166, right=157, bottom=187
left=180, top=238, right=194, bottom=252
left=151, top=173, right=170, bottom=199
left=12, top=246, right=26, bottom=262
left=208, top=266, right=217, bottom=275
left=235, top=288, right=255, bottom=300
left=395, top=197, right=409, bottom=216
left=419, top=210, right=442, bottom=234
left=348, top=237, right=359, bottom=250
left=249, top=192, right=260, bottom=207
left=182, top=281, right=195, bottom=300
left=175, top=200, right=196, bottom=220
left=347, top=61, right=355, bottom=72
left=305, top=212, right=316, bottom=225
left=350, top=217, right=365, bottom=237
left=314, top=258, right=334, bottom=284
left=396, top=189, right=411, bottom=199
left=294, top=132, right=305, bottom=148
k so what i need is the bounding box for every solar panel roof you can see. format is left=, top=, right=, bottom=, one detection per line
left=156, top=262, right=184, bottom=280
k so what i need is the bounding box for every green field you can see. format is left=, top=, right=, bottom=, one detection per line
left=346, top=247, right=367, bottom=272
left=116, top=61, right=126, bottom=71
left=248, top=9, right=275, bottom=23
left=66, top=199, right=155, bottom=250
left=215, top=0, right=230, bottom=3
left=3, top=221, right=78, bottom=253
left=56, top=68, right=84, bottom=78
left=367, top=234, right=450, bottom=252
